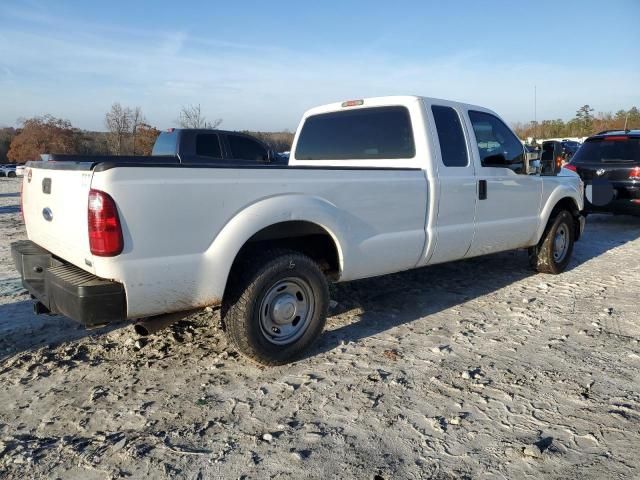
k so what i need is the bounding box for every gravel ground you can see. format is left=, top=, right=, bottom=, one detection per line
left=0, top=176, right=638, bottom=479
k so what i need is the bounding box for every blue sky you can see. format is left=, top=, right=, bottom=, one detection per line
left=0, top=0, right=638, bottom=131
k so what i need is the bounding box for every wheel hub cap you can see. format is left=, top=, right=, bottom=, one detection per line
left=258, top=278, right=316, bottom=345
left=271, top=294, right=297, bottom=324
left=553, top=224, right=568, bottom=262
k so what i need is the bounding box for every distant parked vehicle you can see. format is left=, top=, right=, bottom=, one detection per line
left=565, top=129, right=640, bottom=215
left=278, top=151, right=290, bottom=161
left=0, top=164, right=18, bottom=177
left=541, top=141, right=566, bottom=175
left=561, top=140, right=581, bottom=159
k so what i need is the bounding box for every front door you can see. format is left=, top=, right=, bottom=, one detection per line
left=465, top=110, right=542, bottom=257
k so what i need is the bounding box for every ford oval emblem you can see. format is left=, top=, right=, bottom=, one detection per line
left=42, top=207, right=53, bottom=222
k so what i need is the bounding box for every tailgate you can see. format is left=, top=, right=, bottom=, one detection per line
left=22, top=163, right=95, bottom=273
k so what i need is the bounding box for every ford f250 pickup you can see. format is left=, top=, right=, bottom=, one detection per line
left=12, top=96, right=585, bottom=365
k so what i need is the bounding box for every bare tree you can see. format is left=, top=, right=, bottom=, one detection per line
left=105, top=103, right=132, bottom=155
left=130, top=107, right=146, bottom=155
left=178, top=104, right=222, bottom=129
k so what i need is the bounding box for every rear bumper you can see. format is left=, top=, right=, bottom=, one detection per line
left=11, top=240, right=126, bottom=327
left=584, top=180, right=640, bottom=215
left=585, top=199, right=640, bottom=216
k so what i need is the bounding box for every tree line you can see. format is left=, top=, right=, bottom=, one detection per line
left=1, top=103, right=294, bottom=163
left=5, top=102, right=636, bottom=163
left=512, top=105, right=640, bottom=140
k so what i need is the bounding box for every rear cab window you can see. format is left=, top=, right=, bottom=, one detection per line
left=151, top=131, right=179, bottom=156
left=571, top=136, right=640, bottom=164
left=294, top=106, right=415, bottom=160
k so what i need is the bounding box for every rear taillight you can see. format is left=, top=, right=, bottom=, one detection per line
left=88, top=189, right=123, bottom=256
left=604, top=136, right=628, bottom=142
left=629, top=167, right=640, bottom=180
left=563, top=164, right=577, bottom=172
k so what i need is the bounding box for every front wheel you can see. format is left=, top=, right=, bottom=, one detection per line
left=7, top=172, right=16, bottom=178
left=529, top=210, right=575, bottom=274
left=222, top=249, right=329, bottom=365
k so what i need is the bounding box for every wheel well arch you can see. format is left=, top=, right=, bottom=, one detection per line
left=228, top=220, right=343, bottom=283
left=548, top=197, right=582, bottom=240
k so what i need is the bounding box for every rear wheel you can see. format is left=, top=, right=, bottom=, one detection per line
left=529, top=210, right=575, bottom=274
left=222, top=249, right=329, bottom=365
left=7, top=171, right=16, bottom=178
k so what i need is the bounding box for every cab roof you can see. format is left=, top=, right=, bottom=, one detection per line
left=301, top=95, right=494, bottom=118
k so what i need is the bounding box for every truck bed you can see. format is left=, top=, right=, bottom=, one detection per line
left=22, top=159, right=427, bottom=319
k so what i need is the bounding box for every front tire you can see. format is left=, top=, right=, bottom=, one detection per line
left=7, top=172, right=16, bottom=178
left=222, top=249, right=329, bottom=365
left=529, top=210, right=575, bottom=274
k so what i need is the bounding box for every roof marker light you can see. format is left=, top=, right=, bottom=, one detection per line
left=341, top=99, right=364, bottom=108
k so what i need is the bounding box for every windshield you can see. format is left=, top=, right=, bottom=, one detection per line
left=571, top=137, right=640, bottom=164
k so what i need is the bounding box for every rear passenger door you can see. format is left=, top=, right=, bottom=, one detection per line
left=427, top=103, right=478, bottom=264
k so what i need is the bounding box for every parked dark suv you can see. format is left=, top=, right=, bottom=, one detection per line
left=566, top=130, right=640, bottom=215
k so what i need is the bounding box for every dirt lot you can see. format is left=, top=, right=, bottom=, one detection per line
left=0, top=176, right=638, bottom=479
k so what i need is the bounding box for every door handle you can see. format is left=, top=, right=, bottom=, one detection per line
left=478, top=180, right=487, bottom=200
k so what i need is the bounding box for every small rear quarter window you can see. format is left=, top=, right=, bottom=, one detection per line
left=431, top=105, right=468, bottom=167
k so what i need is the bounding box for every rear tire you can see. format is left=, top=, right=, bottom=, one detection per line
left=8, top=172, right=16, bottom=178
left=222, top=249, right=329, bottom=365
left=529, top=210, right=575, bottom=274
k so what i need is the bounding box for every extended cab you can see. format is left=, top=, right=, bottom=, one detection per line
left=12, top=96, right=584, bottom=365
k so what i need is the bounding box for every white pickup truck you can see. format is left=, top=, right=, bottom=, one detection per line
left=12, top=96, right=584, bottom=364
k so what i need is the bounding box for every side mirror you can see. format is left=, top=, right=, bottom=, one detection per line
left=525, top=150, right=540, bottom=174
left=540, top=142, right=563, bottom=176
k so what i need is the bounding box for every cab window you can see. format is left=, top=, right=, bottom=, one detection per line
left=432, top=105, right=468, bottom=167
left=468, top=110, right=525, bottom=173
left=227, top=134, right=268, bottom=161
left=195, top=134, right=222, bottom=159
